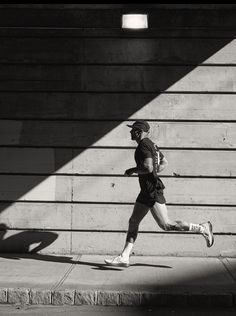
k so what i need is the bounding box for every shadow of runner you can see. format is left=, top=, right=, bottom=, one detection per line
left=0, top=224, right=173, bottom=271
left=76, top=260, right=172, bottom=271
left=76, top=260, right=123, bottom=271
left=0, top=223, right=58, bottom=254
left=131, top=263, right=172, bottom=269
left=0, top=224, right=127, bottom=269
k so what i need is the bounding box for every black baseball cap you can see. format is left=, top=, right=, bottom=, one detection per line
left=127, top=120, right=150, bottom=132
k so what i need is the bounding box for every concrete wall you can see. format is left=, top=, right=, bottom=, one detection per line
left=0, top=4, right=235, bottom=256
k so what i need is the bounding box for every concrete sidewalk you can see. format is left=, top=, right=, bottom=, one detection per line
left=0, top=254, right=235, bottom=307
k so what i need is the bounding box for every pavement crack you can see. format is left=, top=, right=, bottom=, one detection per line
left=50, top=254, right=82, bottom=291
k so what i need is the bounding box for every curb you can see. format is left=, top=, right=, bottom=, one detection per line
left=0, top=288, right=235, bottom=307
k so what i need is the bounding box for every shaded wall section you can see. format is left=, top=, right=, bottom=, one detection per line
left=0, top=4, right=235, bottom=256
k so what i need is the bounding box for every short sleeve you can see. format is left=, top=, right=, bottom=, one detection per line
left=139, top=140, right=152, bottom=159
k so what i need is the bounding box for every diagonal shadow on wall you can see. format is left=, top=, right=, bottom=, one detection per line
left=0, top=38, right=234, bottom=214
left=0, top=37, right=235, bottom=256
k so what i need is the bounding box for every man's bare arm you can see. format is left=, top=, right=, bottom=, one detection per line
left=124, top=158, right=153, bottom=176
left=125, top=157, right=168, bottom=176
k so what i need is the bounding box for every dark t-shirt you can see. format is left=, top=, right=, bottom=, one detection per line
left=134, top=138, right=165, bottom=191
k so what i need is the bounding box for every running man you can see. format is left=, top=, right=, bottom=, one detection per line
left=105, top=120, right=214, bottom=267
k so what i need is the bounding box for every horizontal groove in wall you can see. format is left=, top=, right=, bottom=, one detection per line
left=1, top=200, right=236, bottom=208
left=0, top=145, right=236, bottom=151
left=1, top=64, right=236, bottom=68
left=2, top=4, right=236, bottom=8
left=0, top=33, right=235, bottom=37
left=1, top=227, right=235, bottom=236
left=1, top=62, right=236, bottom=67
left=1, top=91, right=235, bottom=94
left=1, top=90, right=236, bottom=95
left=1, top=35, right=236, bottom=40
left=0, top=201, right=235, bottom=207
left=1, top=118, right=236, bottom=123
left=0, top=173, right=235, bottom=179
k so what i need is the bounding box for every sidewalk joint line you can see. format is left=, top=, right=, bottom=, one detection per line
left=218, top=257, right=236, bottom=283
left=50, top=254, right=82, bottom=291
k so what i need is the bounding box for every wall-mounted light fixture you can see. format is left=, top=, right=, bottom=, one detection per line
left=122, top=14, right=148, bottom=29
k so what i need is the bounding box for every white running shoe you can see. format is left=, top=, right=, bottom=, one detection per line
left=201, top=221, right=214, bottom=247
left=104, top=255, right=130, bottom=267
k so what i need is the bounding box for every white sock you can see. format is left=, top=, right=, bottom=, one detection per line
left=189, top=223, right=204, bottom=234
left=121, top=242, right=133, bottom=259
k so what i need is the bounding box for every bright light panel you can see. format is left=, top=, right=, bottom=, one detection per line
left=122, top=14, right=148, bottom=29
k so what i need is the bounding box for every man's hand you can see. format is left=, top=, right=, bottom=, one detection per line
left=124, top=168, right=135, bottom=177
left=157, top=157, right=168, bottom=173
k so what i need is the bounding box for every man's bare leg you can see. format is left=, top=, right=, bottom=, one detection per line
left=151, top=202, right=190, bottom=231
left=104, top=202, right=150, bottom=266
left=121, top=202, right=150, bottom=260
left=151, top=202, right=214, bottom=247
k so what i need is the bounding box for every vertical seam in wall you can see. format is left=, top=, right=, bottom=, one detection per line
left=70, top=203, right=73, bottom=254
left=70, top=148, right=74, bottom=254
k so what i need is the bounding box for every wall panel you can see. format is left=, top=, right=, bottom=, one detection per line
left=72, top=177, right=236, bottom=205
left=1, top=202, right=234, bottom=233
left=0, top=65, right=236, bottom=92
left=72, top=149, right=236, bottom=177
left=0, top=93, right=236, bottom=120
left=0, top=175, right=72, bottom=201
left=0, top=175, right=235, bottom=205
left=0, top=120, right=235, bottom=148
left=0, top=148, right=235, bottom=177
left=1, top=38, right=236, bottom=64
